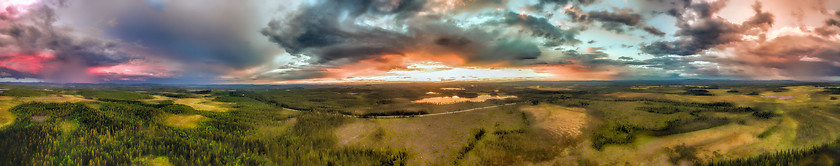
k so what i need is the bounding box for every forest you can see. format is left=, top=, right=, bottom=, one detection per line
left=0, top=81, right=838, bottom=165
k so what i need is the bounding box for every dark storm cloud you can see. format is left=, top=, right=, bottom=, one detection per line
left=642, top=26, right=665, bottom=36
left=251, top=68, right=327, bottom=81
left=104, top=6, right=265, bottom=70
left=0, top=67, right=36, bottom=78
left=261, top=0, right=420, bottom=64
left=641, top=1, right=774, bottom=56
left=637, top=56, right=692, bottom=70
left=587, top=10, right=641, bottom=26
left=546, top=48, right=632, bottom=71
left=0, top=4, right=133, bottom=80
left=742, top=2, right=774, bottom=30
left=564, top=7, right=643, bottom=34
left=502, top=11, right=581, bottom=46
left=475, top=38, right=542, bottom=63
left=261, top=0, right=580, bottom=67
left=532, top=0, right=598, bottom=10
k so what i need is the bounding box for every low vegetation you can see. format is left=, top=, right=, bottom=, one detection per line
left=78, top=90, right=153, bottom=101
left=0, top=88, right=48, bottom=97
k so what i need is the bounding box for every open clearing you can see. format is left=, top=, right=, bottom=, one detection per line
left=0, top=95, right=94, bottom=129
left=173, top=97, right=232, bottom=112
left=134, top=156, right=173, bottom=166
left=520, top=104, right=588, bottom=138
left=162, top=114, right=207, bottom=128
left=0, top=98, right=16, bottom=128
left=335, top=105, right=525, bottom=165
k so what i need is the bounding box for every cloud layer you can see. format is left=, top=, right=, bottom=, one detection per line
left=1, top=0, right=839, bottom=83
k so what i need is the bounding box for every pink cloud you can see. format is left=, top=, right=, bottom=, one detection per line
left=86, top=59, right=177, bottom=81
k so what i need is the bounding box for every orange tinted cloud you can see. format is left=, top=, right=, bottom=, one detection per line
left=319, top=53, right=467, bottom=79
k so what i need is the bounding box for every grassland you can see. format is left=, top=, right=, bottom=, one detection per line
left=162, top=114, right=207, bottom=128
left=335, top=105, right=526, bottom=165
left=0, top=81, right=839, bottom=165
left=173, top=97, right=232, bottom=112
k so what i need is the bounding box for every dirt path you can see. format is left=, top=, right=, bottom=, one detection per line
left=281, top=103, right=518, bottom=119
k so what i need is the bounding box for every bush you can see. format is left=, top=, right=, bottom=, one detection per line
left=752, top=111, right=777, bottom=119
left=684, top=89, right=713, bottom=96
left=159, top=104, right=197, bottom=114
left=592, top=123, right=636, bottom=150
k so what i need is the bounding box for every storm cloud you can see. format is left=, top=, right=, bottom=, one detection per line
left=3, top=0, right=840, bottom=83
left=0, top=4, right=135, bottom=82
left=259, top=0, right=581, bottom=73
left=564, top=7, right=644, bottom=34
left=641, top=0, right=740, bottom=56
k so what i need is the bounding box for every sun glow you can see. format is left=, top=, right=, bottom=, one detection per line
left=276, top=61, right=556, bottom=84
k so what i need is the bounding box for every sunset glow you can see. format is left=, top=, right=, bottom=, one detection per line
left=278, top=62, right=556, bottom=83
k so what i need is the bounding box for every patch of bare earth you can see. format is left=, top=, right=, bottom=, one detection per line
left=31, top=115, right=46, bottom=122
left=520, top=104, right=587, bottom=139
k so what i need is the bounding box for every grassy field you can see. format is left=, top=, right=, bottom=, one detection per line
left=335, top=105, right=526, bottom=165
left=162, top=114, right=207, bottom=128
left=0, top=82, right=839, bottom=165
left=173, top=97, right=232, bottom=112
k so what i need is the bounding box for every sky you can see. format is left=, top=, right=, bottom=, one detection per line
left=1, top=0, right=840, bottom=84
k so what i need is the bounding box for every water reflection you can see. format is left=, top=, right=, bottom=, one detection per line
left=413, top=95, right=517, bottom=104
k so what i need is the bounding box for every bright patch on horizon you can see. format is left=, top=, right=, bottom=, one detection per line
left=278, top=62, right=556, bottom=83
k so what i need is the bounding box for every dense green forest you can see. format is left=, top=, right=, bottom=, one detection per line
left=0, top=89, right=406, bottom=165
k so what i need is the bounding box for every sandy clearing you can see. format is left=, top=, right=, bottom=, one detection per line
left=334, top=120, right=378, bottom=146
left=520, top=104, right=587, bottom=138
